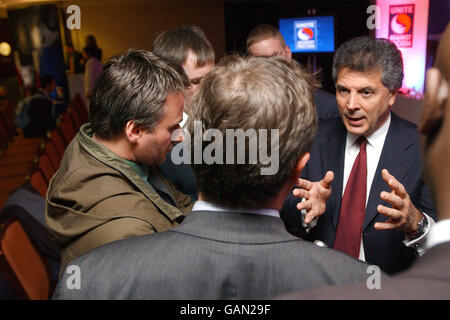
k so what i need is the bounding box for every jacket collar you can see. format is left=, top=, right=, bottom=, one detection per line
left=77, top=123, right=184, bottom=222
left=170, top=210, right=301, bottom=244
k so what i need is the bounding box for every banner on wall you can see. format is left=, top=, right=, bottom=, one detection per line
left=376, top=0, right=429, bottom=95
left=295, top=20, right=317, bottom=51
left=389, top=4, right=415, bottom=48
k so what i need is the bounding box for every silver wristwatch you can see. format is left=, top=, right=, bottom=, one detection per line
left=416, top=215, right=428, bottom=236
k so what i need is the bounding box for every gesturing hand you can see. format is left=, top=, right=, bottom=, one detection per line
left=292, top=171, right=334, bottom=224
left=375, top=169, right=423, bottom=234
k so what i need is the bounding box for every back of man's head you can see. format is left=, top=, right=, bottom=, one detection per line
left=186, top=55, right=317, bottom=209
left=152, top=26, right=215, bottom=68
left=332, top=36, right=404, bottom=91
left=89, top=49, right=189, bottom=140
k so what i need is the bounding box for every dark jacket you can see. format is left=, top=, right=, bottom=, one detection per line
left=45, top=123, right=193, bottom=271
left=281, top=113, right=436, bottom=274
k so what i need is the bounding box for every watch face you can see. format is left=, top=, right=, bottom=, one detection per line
left=418, top=217, right=428, bottom=233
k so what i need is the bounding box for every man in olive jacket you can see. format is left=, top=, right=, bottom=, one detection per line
left=45, top=49, right=193, bottom=272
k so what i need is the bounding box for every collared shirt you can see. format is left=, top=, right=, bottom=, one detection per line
left=342, top=113, right=434, bottom=260
left=124, top=159, right=149, bottom=181
left=124, top=159, right=178, bottom=208
left=192, top=200, right=280, bottom=218
left=425, top=219, right=450, bottom=250
left=180, top=111, right=188, bottom=129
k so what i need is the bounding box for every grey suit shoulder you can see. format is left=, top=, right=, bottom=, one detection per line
left=53, top=211, right=375, bottom=299
left=278, top=242, right=450, bottom=300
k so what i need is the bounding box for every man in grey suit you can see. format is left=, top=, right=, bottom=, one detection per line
left=279, top=24, right=450, bottom=300
left=53, top=55, right=372, bottom=300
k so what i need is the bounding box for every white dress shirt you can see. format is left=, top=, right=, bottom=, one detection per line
left=180, top=111, right=188, bottom=129
left=425, top=219, right=450, bottom=250
left=342, top=113, right=434, bottom=260
left=192, top=200, right=280, bottom=218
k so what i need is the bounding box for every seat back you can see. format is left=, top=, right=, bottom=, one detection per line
left=58, top=113, right=77, bottom=145
left=72, top=93, right=88, bottom=123
left=0, top=218, right=52, bottom=299
left=30, top=170, right=48, bottom=197
left=37, top=154, right=55, bottom=184
left=0, top=102, right=17, bottom=137
left=44, top=140, right=60, bottom=171
left=68, top=108, right=82, bottom=130
left=48, top=130, right=66, bottom=158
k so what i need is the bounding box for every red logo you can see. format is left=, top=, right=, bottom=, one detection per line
left=390, top=13, right=412, bottom=34
left=297, top=27, right=314, bottom=40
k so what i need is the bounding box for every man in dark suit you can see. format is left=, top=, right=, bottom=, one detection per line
left=52, top=55, right=372, bottom=300
left=279, top=24, right=450, bottom=299
left=246, top=24, right=340, bottom=120
left=152, top=26, right=216, bottom=201
left=281, top=36, right=436, bottom=275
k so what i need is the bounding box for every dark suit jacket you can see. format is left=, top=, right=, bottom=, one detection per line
left=52, top=210, right=372, bottom=299
left=281, top=112, right=436, bottom=274
left=314, top=89, right=340, bottom=120
left=279, top=242, right=450, bottom=299
left=158, top=147, right=198, bottom=202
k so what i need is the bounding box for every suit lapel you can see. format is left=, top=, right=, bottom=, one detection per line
left=318, top=121, right=347, bottom=228
left=363, top=113, right=414, bottom=230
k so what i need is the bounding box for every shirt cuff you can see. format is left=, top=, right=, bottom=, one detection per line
left=403, top=212, right=435, bottom=255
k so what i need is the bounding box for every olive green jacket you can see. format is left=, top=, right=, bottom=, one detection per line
left=45, top=123, right=192, bottom=271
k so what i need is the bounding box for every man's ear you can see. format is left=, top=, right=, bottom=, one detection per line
left=291, top=152, right=310, bottom=182
left=388, top=89, right=398, bottom=107
left=285, top=45, right=292, bottom=60
left=419, top=67, right=448, bottom=134
left=124, top=120, right=142, bottom=144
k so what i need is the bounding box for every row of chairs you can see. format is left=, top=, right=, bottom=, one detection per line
left=0, top=93, right=88, bottom=299
left=0, top=100, right=43, bottom=207
left=0, top=94, right=88, bottom=207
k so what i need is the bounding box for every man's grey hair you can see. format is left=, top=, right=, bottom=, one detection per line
left=332, top=36, right=404, bottom=91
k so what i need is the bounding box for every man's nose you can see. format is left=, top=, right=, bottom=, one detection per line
left=346, top=93, right=359, bottom=111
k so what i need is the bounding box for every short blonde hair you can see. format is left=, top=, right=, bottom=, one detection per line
left=246, top=24, right=287, bottom=52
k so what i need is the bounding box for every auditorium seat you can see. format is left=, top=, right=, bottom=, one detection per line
left=57, top=113, right=77, bottom=145
left=0, top=218, right=53, bottom=299
left=29, top=170, right=48, bottom=198
left=37, top=154, right=55, bottom=184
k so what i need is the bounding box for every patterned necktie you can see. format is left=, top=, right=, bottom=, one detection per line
left=333, top=136, right=367, bottom=258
